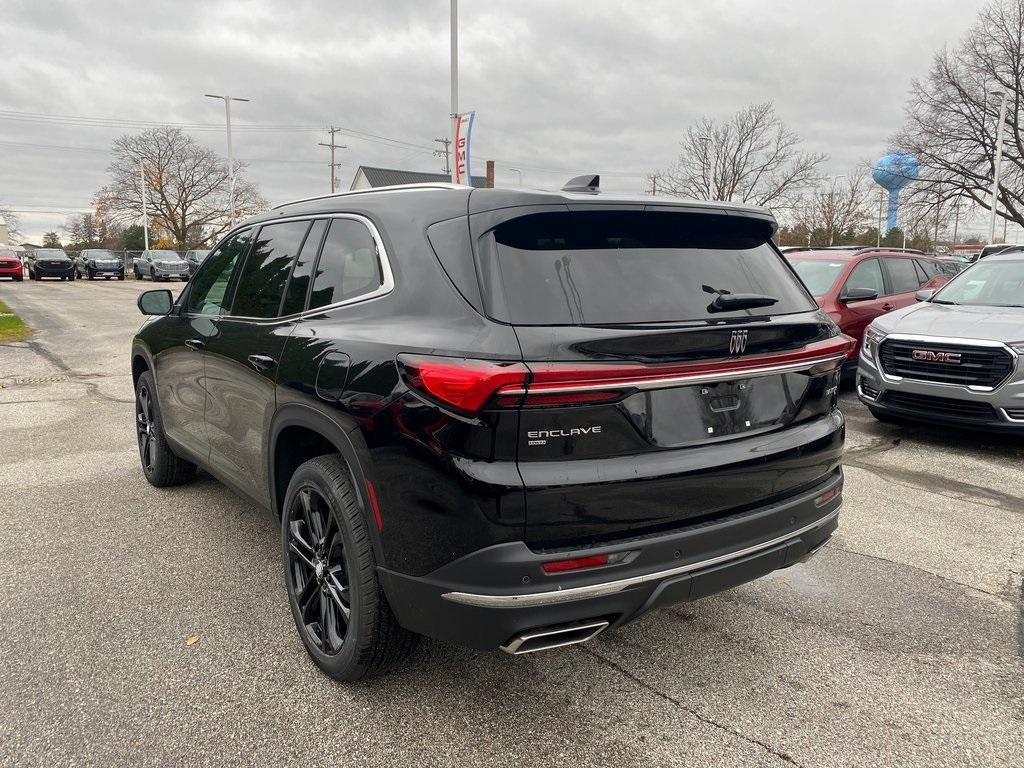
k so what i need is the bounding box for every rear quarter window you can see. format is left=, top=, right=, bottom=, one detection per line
left=477, top=210, right=814, bottom=325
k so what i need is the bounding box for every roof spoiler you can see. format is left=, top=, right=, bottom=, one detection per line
left=561, top=174, right=600, bottom=194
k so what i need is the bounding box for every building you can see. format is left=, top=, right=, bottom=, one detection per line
left=0, top=220, right=8, bottom=246
left=349, top=165, right=487, bottom=191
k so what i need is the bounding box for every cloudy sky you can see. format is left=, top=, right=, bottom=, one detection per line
left=0, top=0, right=990, bottom=242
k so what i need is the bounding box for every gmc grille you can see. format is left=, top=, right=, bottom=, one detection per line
left=879, top=339, right=1015, bottom=389
left=880, top=391, right=998, bottom=421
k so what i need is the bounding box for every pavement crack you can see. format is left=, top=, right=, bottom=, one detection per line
left=580, top=645, right=804, bottom=767
left=832, top=545, right=1020, bottom=605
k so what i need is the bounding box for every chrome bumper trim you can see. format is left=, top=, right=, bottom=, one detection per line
left=442, top=506, right=841, bottom=609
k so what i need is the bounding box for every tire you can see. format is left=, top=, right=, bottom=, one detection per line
left=88, top=269, right=95, bottom=280
left=150, top=268, right=158, bottom=282
left=282, top=455, right=418, bottom=681
left=14, top=276, right=22, bottom=282
left=117, top=274, right=124, bottom=281
left=134, top=371, right=196, bottom=487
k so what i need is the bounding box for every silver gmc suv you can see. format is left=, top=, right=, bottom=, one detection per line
left=857, top=250, right=1024, bottom=430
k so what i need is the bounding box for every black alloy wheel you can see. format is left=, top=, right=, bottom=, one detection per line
left=136, top=380, right=157, bottom=475
left=286, top=486, right=352, bottom=656
left=133, top=370, right=195, bottom=487
left=281, top=455, right=418, bottom=680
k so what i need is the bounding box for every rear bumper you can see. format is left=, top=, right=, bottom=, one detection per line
left=0, top=265, right=21, bottom=278
left=379, top=469, right=842, bottom=650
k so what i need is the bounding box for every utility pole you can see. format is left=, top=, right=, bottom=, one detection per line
left=318, top=127, right=347, bottom=193
left=434, top=137, right=452, bottom=175
left=450, top=0, right=459, bottom=184
left=140, top=159, right=149, bottom=251
left=647, top=173, right=660, bottom=196
left=934, top=192, right=941, bottom=248
left=952, top=195, right=961, bottom=245
left=988, top=87, right=1008, bottom=245
left=205, top=94, right=250, bottom=227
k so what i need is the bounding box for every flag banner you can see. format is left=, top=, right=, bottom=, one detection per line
left=453, top=111, right=475, bottom=185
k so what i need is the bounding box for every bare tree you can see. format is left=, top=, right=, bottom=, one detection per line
left=659, top=103, right=826, bottom=211
left=895, top=0, right=1024, bottom=230
left=792, top=168, right=873, bottom=245
left=0, top=205, right=21, bottom=240
left=97, top=126, right=266, bottom=248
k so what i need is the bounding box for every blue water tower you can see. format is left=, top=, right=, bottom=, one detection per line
left=872, top=154, right=919, bottom=232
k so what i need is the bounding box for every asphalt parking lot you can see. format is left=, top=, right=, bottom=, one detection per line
left=0, top=278, right=1021, bottom=767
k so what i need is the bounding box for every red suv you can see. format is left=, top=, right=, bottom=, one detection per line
left=0, top=248, right=23, bottom=281
left=785, top=248, right=951, bottom=371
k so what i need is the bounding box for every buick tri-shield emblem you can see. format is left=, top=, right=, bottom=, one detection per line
left=729, top=330, right=748, bottom=355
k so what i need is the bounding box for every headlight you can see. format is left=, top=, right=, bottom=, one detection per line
left=862, top=327, right=885, bottom=361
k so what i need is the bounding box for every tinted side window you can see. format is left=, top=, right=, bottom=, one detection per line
left=916, top=258, right=938, bottom=278
left=281, top=219, right=328, bottom=316
left=844, top=258, right=884, bottom=296
left=885, top=257, right=923, bottom=294
left=309, top=219, right=383, bottom=310
left=186, top=231, right=252, bottom=315
left=231, top=221, right=310, bottom=318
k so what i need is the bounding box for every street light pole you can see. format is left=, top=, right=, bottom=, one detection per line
left=450, top=0, right=459, bottom=184
left=988, top=87, right=1008, bottom=245
left=508, top=167, right=522, bottom=186
left=140, top=159, right=149, bottom=251
left=205, top=93, right=250, bottom=227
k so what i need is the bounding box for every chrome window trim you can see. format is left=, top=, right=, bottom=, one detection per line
left=876, top=332, right=1019, bottom=393
left=442, top=506, right=841, bottom=609
left=180, top=213, right=395, bottom=324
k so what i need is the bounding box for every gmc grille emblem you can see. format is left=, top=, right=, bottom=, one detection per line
left=911, top=350, right=962, bottom=364
left=729, top=330, right=748, bottom=355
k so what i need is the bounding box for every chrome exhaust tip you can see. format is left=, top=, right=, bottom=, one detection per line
left=500, top=619, right=610, bottom=655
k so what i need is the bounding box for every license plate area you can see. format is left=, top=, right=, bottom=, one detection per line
left=621, top=373, right=812, bottom=448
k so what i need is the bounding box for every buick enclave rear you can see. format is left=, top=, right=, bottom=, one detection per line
left=131, top=182, right=849, bottom=680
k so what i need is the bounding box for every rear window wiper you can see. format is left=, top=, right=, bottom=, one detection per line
left=703, top=284, right=778, bottom=313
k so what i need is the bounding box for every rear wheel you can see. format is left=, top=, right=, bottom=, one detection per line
left=282, top=455, right=417, bottom=681
left=135, top=371, right=196, bottom=487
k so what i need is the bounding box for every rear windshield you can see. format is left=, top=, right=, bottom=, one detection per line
left=788, top=258, right=846, bottom=296
left=479, top=211, right=814, bottom=324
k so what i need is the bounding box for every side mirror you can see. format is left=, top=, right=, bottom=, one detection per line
left=138, top=289, right=173, bottom=316
left=915, top=288, right=936, bottom=302
left=839, top=287, right=879, bottom=303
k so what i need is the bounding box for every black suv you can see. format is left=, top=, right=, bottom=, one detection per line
left=132, top=181, right=848, bottom=681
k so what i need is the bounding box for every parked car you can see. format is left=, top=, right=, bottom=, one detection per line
left=786, top=247, right=951, bottom=372
left=75, top=249, right=125, bottom=280
left=132, top=181, right=850, bottom=681
left=184, top=249, right=210, bottom=277
left=25, top=248, right=76, bottom=280
left=858, top=249, right=1024, bottom=430
left=134, top=250, right=189, bottom=281
left=976, top=243, right=1024, bottom=260
left=0, top=247, right=23, bottom=281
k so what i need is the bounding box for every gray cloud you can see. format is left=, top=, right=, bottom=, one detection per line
left=0, top=0, right=986, bottom=240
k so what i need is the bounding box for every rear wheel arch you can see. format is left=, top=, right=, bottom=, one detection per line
left=269, top=405, right=385, bottom=561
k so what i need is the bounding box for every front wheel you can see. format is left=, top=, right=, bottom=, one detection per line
left=282, top=456, right=418, bottom=681
left=135, top=371, right=196, bottom=487
left=87, top=269, right=95, bottom=280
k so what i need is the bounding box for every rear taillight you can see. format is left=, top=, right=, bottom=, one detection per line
left=398, top=336, right=853, bottom=415
left=397, top=355, right=528, bottom=414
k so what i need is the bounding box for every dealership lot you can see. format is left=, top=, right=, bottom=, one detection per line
left=0, top=279, right=1021, bottom=767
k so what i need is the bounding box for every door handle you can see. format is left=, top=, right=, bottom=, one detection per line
left=185, top=339, right=205, bottom=351
left=882, top=303, right=895, bottom=311
left=248, top=354, right=277, bottom=372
